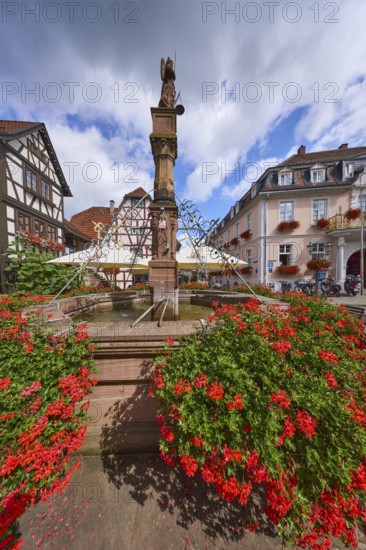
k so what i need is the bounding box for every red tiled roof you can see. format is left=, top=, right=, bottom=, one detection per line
left=279, top=146, right=366, bottom=167
left=0, top=120, right=40, bottom=134
left=70, top=207, right=114, bottom=240
left=63, top=219, right=90, bottom=242
left=123, top=187, right=150, bottom=199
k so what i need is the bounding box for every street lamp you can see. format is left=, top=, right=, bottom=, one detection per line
left=306, top=241, right=331, bottom=292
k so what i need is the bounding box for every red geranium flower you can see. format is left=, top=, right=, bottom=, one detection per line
left=180, top=455, right=198, bottom=477
left=206, top=381, right=224, bottom=401
left=270, top=390, right=292, bottom=409
left=296, top=410, right=317, bottom=440
left=226, top=393, right=244, bottom=410
left=318, top=349, right=339, bottom=363
left=174, top=379, right=192, bottom=396
left=270, top=339, right=293, bottom=354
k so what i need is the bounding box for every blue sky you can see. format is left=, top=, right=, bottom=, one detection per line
left=1, top=0, right=366, bottom=226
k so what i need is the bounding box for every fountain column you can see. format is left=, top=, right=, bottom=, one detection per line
left=148, top=58, right=180, bottom=320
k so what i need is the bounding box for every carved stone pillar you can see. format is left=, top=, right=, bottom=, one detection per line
left=148, top=107, right=179, bottom=320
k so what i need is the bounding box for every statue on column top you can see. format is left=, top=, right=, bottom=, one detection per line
left=159, top=57, right=176, bottom=108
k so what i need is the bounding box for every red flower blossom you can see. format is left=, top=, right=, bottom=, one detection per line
left=160, top=425, right=175, bottom=442
left=270, top=390, right=292, bottom=409
left=174, top=379, right=192, bottom=396
left=180, top=455, right=198, bottom=477
left=0, top=455, right=20, bottom=476
left=324, top=371, right=338, bottom=388
left=277, top=415, right=296, bottom=446
left=75, top=331, right=89, bottom=341
left=318, top=349, right=339, bottom=363
left=189, top=435, right=204, bottom=447
left=245, top=451, right=259, bottom=471
left=0, top=377, right=12, bottom=391
left=206, top=381, right=224, bottom=401
left=226, top=393, right=244, bottom=410
left=194, top=373, right=208, bottom=388
left=165, top=337, right=174, bottom=346
left=270, top=339, right=293, bottom=354
left=223, top=446, right=243, bottom=463
left=216, top=476, right=240, bottom=502
left=296, top=410, right=317, bottom=440
left=160, top=451, right=175, bottom=467
left=201, top=463, right=219, bottom=483
left=235, top=321, right=247, bottom=334
left=251, top=464, right=269, bottom=483
left=345, top=398, right=366, bottom=428
left=20, top=381, right=41, bottom=397
left=151, top=365, right=165, bottom=390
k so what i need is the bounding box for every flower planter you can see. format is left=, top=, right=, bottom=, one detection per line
left=240, top=266, right=253, bottom=275
left=344, top=208, right=361, bottom=220
left=276, top=265, right=300, bottom=275
left=230, top=237, right=239, bottom=246
left=306, top=259, right=331, bottom=271
left=16, top=230, right=65, bottom=253
left=315, top=218, right=330, bottom=230
left=240, top=230, right=252, bottom=240
left=277, top=220, right=300, bottom=231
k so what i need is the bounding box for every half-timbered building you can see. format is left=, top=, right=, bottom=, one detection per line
left=0, top=120, right=72, bottom=292
left=70, top=187, right=152, bottom=289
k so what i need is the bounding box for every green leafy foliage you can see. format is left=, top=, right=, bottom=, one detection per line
left=4, top=236, right=84, bottom=294
left=0, top=294, right=96, bottom=548
left=151, top=294, right=366, bottom=549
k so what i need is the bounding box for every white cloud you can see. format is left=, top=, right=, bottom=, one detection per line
left=1, top=0, right=366, bottom=218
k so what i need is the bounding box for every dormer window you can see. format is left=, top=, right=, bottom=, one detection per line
left=310, top=163, right=326, bottom=183
left=278, top=168, right=293, bottom=186
left=343, top=162, right=354, bottom=179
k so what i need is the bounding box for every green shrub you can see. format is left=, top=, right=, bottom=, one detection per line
left=151, top=294, right=366, bottom=548
left=0, top=294, right=96, bottom=548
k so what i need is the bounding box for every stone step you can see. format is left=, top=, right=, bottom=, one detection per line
left=84, top=392, right=159, bottom=454
left=87, top=393, right=157, bottom=430
left=94, top=357, right=154, bottom=383
left=83, top=421, right=159, bottom=455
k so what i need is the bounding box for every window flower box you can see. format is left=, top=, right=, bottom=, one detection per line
left=240, top=229, right=252, bottom=240
left=306, top=259, right=331, bottom=271
left=223, top=242, right=230, bottom=250
left=277, top=265, right=300, bottom=275
left=277, top=220, right=300, bottom=231
left=344, top=208, right=361, bottom=220
left=230, top=237, right=239, bottom=246
left=315, top=218, right=330, bottom=229
left=240, top=266, right=253, bottom=275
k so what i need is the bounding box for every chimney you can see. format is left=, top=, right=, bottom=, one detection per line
left=109, top=199, right=115, bottom=214
left=297, top=145, right=306, bottom=154
left=338, top=143, right=348, bottom=149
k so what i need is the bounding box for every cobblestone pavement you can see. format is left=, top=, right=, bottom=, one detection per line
left=19, top=454, right=283, bottom=550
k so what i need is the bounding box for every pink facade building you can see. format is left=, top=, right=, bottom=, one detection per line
left=214, top=144, right=366, bottom=291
